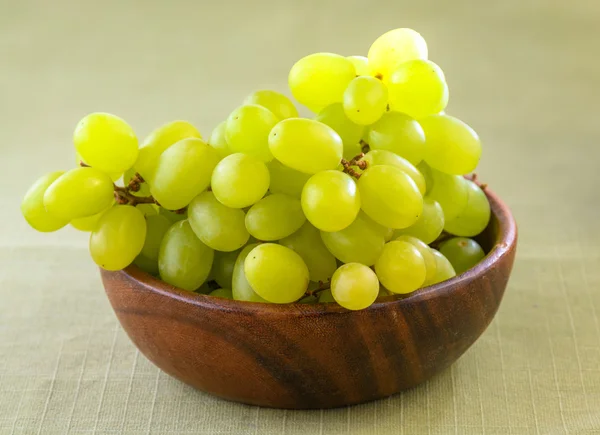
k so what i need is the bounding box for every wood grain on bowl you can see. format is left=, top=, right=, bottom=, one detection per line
left=101, top=187, right=517, bottom=409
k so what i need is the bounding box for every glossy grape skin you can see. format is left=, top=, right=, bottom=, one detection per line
left=71, top=202, right=114, bottom=232
left=301, top=170, right=360, bottom=232
left=267, top=159, right=311, bottom=198
left=368, top=28, right=428, bottom=82
left=211, top=153, right=270, bottom=208
left=343, top=76, right=388, bottom=125
left=188, top=191, right=249, bottom=252
left=315, top=104, right=365, bottom=159
left=387, top=60, right=448, bottom=119
left=394, top=198, right=444, bottom=244
left=43, top=167, right=114, bottom=221
left=208, top=121, right=232, bottom=159
left=374, top=240, right=426, bottom=294
left=362, top=150, right=426, bottom=195
left=288, top=53, right=356, bottom=112
left=158, top=220, right=214, bottom=291
left=366, top=111, right=425, bottom=165
left=225, top=104, right=278, bottom=162
left=331, top=263, right=379, bottom=310
left=417, top=161, right=434, bottom=194
left=280, top=222, right=337, bottom=282
left=358, top=165, right=423, bottom=229
left=76, top=153, right=121, bottom=181
left=21, top=171, right=69, bottom=232
left=140, top=214, right=172, bottom=261
left=426, top=168, right=469, bottom=221
left=150, top=138, right=220, bottom=210
left=395, top=235, right=437, bottom=285
left=439, top=237, right=486, bottom=275
left=209, top=288, right=233, bottom=299
left=429, top=249, right=456, bottom=285
left=244, top=90, right=298, bottom=120
left=245, top=194, right=306, bottom=241
left=444, top=180, right=491, bottom=237
left=211, top=250, right=240, bottom=289
left=269, top=118, right=343, bottom=174
left=159, top=207, right=187, bottom=223
left=232, top=243, right=268, bottom=302
left=347, top=55, right=369, bottom=76
left=73, top=113, right=138, bottom=174
left=89, top=205, right=146, bottom=271
left=420, top=115, right=482, bottom=175
left=244, top=244, right=309, bottom=304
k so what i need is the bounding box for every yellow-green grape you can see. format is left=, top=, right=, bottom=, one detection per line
left=347, top=55, right=369, bottom=76
left=394, top=198, right=444, bottom=244
left=188, top=191, right=249, bottom=252
left=362, top=150, right=426, bottom=195
left=331, top=263, right=379, bottom=310
left=280, top=222, right=337, bottom=282
left=211, top=250, right=240, bottom=289
left=245, top=194, right=306, bottom=241
left=150, top=138, right=220, bottom=210
left=209, top=288, right=233, bottom=299
left=21, top=172, right=69, bottom=232
left=136, top=204, right=159, bottom=216
left=367, top=111, right=425, bottom=165
left=133, top=254, right=160, bottom=276
left=244, top=90, right=298, bottom=120
left=288, top=53, right=356, bottom=112
left=417, top=161, right=434, bottom=194
left=123, top=167, right=151, bottom=197
left=315, top=103, right=364, bottom=160
left=368, top=28, right=428, bottom=82
left=225, top=104, right=278, bottom=162
left=159, top=207, right=187, bottom=223
left=374, top=240, right=426, bottom=294
left=268, top=118, right=343, bottom=174
left=387, top=60, right=448, bottom=119
left=75, top=153, right=121, bottom=181
left=158, top=220, right=214, bottom=291
left=71, top=201, right=114, bottom=232
left=301, top=170, right=360, bottom=232
left=358, top=165, right=423, bottom=229
left=429, top=249, right=456, bottom=284
left=244, top=244, right=309, bottom=303
left=426, top=168, right=469, bottom=220
left=320, top=212, right=385, bottom=266
left=43, top=167, right=114, bottom=220
left=445, top=180, right=491, bottom=237
left=343, top=76, right=388, bottom=125
left=318, top=289, right=335, bottom=303
left=211, top=153, right=270, bottom=208
left=136, top=120, right=201, bottom=180
left=207, top=121, right=232, bottom=159
left=267, top=159, right=311, bottom=198
left=140, top=214, right=172, bottom=262
left=232, top=243, right=268, bottom=302
left=89, top=205, right=146, bottom=271
left=421, top=115, right=482, bottom=175
left=439, top=237, right=485, bottom=275
left=394, top=235, right=437, bottom=285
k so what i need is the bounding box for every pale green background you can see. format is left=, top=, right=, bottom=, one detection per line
left=1, top=0, right=599, bottom=434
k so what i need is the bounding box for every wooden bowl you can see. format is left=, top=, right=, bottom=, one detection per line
left=101, top=186, right=517, bottom=409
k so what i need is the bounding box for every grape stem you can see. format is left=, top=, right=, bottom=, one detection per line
left=340, top=153, right=367, bottom=179
left=467, top=173, right=487, bottom=190
left=305, top=279, right=331, bottom=297
left=359, top=139, right=370, bottom=153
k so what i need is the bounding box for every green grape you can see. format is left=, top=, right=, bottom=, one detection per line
left=315, top=103, right=364, bottom=159
left=21, top=171, right=69, bottom=232
left=301, top=170, right=360, bottom=232
left=71, top=201, right=114, bottom=232
left=342, top=142, right=363, bottom=161
left=366, top=111, right=425, bottom=165
left=245, top=193, right=306, bottom=241
left=331, top=263, right=379, bottom=310
left=123, top=167, right=151, bottom=197
left=320, top=212, right=385, bottom=266
left=280, top=222, right=337, bottom=282
left=211, top=153, right=270, bottom=208
left=43, top=167, right=114, bottom=220
left=133, top=254, right=159, bottom=275
left=439, top=237, right=485, bottom=275
left=417, top=161, right=433, bottom=194
left=394, top=198, right=444, bottom=244
left=362, top=150, right=426, bottom=195
left=267, top=159, right=311, bottom=198
left=268, top=118, right=343, bottom=174
left=445, top=180, right=491, bottom=237
left=188, top=191, right=249, bottom=251
left=347, top=55, right=369, bottom=76
left=318, top=289, right=335, bottom=303
left=159, top=207, right=187, bottom=223
left=158, top=220, right=214, bottom=291
left=288, top=53, right=356, bottom=112
left=374, top=240, right=426, bottom=294
left=420, top=115, right=481, bottom=175
left=244, top=244, right=309, bottom=303
left=90, top=205, right=146, bottom=271
left=207, top=121, right=232, bottom=159
left=136, top=204, right=159, bottom=217
left=244, top=90, right=298, bottom=120
left=225, top=104, right=278, bottom=162
left=76, top=153, right=121, bottom=181
left=209, top=288, right=233, bottom=299
left=387, top=60, right=448, bottom=119
left=429, top=249, right=456, bottom=284
left=150, top=138, right=220, bottom=210
left=343, top=76, right=388, bottom=125
left=140, top=214, right=172, bottom=261
left=426, top=168, right=469, bottom=220
left=135, top=120, right=201, bottom=180
left=211, top=249, right=240, bottom=289
left=394, top=235, right=437, bottom=285
left=368, top=28, right=428, bottom=82
left=74, top=113, right=138, bottom=174
left=232, top=243, right=268, bottom=302
left=358, top=165, right=423, bottom=229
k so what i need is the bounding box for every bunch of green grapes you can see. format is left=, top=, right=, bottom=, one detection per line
left=22, top=28, right=492, bottom=311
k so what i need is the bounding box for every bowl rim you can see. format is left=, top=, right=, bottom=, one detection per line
left=116, top=185, right=517, bottom=315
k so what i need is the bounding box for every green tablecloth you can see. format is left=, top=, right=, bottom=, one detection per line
left=1, top=0, right=599, bottom=433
